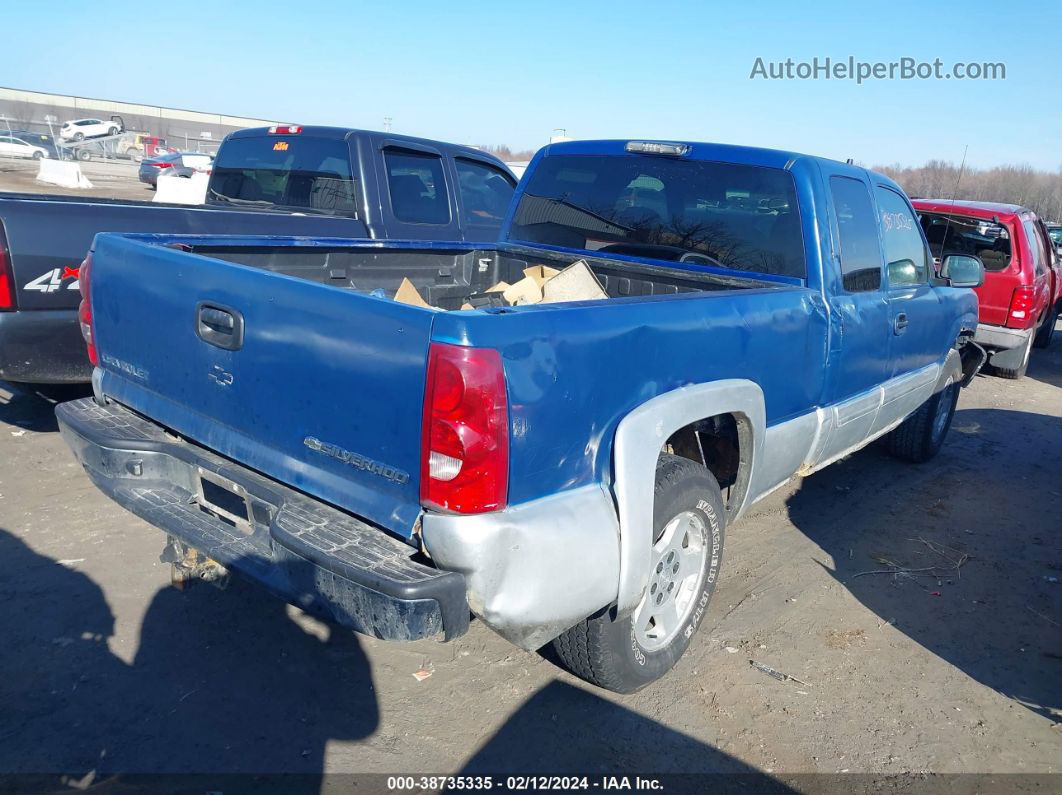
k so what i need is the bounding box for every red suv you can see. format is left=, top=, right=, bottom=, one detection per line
left=913, top=200, right=1061, bottom=379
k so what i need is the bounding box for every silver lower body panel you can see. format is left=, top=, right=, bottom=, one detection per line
left=421, top=484, right=621, bottom=650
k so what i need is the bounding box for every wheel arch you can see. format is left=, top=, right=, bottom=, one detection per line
left=611, top=379, right=765, bottom=615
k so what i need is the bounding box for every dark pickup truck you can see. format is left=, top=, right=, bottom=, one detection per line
left=0, top=126, right=516, bottom=382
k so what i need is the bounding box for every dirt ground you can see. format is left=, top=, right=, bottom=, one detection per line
left=0, top=157, right=156, bottom=201
left=0, top=327, right=1059, bottom=788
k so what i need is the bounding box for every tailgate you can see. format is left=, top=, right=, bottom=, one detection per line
left=89, top=234, right=435, bottom=539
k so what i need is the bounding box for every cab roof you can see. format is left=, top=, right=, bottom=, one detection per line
left=538, top=139, right=906, bottom=193
left=227, top=125, right=508, bottom=169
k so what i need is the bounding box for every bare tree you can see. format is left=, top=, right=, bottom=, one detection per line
left=877, top=161, right=1062, bottom=221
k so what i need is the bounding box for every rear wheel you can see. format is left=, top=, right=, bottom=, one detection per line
left=1033, top=304, right=1057, bottom=349
left=552, top=454, right=725, bottom=692
left=887, top=376, right=959, bottom=463
left=32, top=151, right=42, bottom=160
left=108, top=126, right=119, bottom=136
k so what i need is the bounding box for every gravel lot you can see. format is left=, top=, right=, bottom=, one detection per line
left=0, top=324, right=1059, bottom=784
left=0, top=156, right=156, bottom=201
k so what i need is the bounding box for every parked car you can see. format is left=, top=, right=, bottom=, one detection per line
left=138, top=152, right=213, bottom=188
left=0, top=130, right=59, bottom=159
left=1048, top=223, right=1062, bottom=254
left=57, top=139, right=984, bottom=692
left=59, top=118, right=122, bottom=141
left=0, top=126, right=516, bottom=383
left=913, top=200, right=1061, bottom=378
left=0, top=135, right=50, bottom=160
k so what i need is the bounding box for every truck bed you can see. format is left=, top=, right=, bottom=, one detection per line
left=176, top=238, right=777, bottom=309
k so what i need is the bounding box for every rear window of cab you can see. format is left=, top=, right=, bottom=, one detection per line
left=210, top=136, right=357, bottom=216
left=509, top=154, right=806, bottom=279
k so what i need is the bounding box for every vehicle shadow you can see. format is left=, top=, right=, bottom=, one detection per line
left=0, top=380, right=92, bottom=432
left=457, top=679, right=793, bottom=790
left=1027, top=326, right=1062, bottom=389
left=0, top=527, right=379, bottom=789
left=784, top=408, right=1062, bottom=723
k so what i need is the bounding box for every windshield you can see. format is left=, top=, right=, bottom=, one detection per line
left=210, top=135, right=358, bottom=216
left=918, top=212, right=1012, bottom=272
left=509, top=154, right=805, bottom=277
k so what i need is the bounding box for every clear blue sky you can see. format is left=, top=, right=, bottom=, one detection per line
left=5, top=0, right=1059, bottom=169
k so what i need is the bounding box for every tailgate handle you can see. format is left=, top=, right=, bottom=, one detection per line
left=196, top=303, right=244, bottom=351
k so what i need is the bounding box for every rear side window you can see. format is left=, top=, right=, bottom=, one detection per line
left=918, top=212, right=1012, bottom=272
left=210, top=136, right=357, bottom=216
left=1023, top=220, right=1047, bottom=277
left=875, top=187, right=927, bottom=287
left=510, top=154, right=805, bottom=277
left=385, top=149, right=450, bottom=224
left=829, top=176, right=882, bottom=292
left=455, top=158, right=515, bottom=222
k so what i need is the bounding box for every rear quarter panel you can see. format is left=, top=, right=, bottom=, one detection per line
left=431, top=287, right=829, bottom=505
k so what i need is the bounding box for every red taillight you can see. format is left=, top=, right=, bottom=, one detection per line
left=151, top=162, right=173, bottom=169
left=1008, top=286, right=1036, bottom=323
left=0, top=220, right=13, bottom=311
left=421, top=343, right=508, bottom=514
left=78, top=253, right=97, bottom=365
left=268, top=125, right=302, bottom=135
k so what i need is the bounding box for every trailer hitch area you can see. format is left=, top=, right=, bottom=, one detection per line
left=160, top=536, right=230, bottom=590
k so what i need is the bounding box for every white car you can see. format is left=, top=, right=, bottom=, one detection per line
left=60, top=118, right=121, bottom=141
left=0, top=135, right=49, bottom=160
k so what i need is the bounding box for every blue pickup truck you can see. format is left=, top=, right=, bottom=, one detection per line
left=0, top=126, right=515, bottom=382
left=57, top=139, right=986, bottom=692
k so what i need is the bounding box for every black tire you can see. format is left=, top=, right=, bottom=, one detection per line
left=990, top=333, right=1033, bottom=380
left=73, top=132, right=84, bottom=141
left=108, top=127, right=119, bottom=136
left=1033, top=303, right=1057, bottom=349
left=77, top=149, right=91, bottom=162
left=552, top=454, right=725, bottom=693
left=32, top=151, right=42, bottom=160
left=887, top=376, right=959, bottom=463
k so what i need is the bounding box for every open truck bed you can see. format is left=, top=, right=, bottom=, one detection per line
left=172, top=236, right=775, bottom=308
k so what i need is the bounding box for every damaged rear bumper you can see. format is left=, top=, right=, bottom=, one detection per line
left=56, top=396, right=469, bottom=642
left=422, top=485, right=621, bottom=651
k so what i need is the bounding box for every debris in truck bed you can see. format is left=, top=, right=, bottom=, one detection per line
left=540, top=260, right=608, bottom=303
left=392, top=260, right=606, bottom=310
left=394, top=277, right=434, bottom=309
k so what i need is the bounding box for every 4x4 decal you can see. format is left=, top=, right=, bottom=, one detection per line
left=24, top=266, right=80, bottom=293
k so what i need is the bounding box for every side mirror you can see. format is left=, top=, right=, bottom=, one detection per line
left=940, top=254, right=984, bottom=288
left=887, top=258, right=918, bottom=285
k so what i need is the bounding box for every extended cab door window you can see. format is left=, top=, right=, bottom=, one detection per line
left=384, top=149, right=451, bottom=225
left=829, top=176, right=883, bottom=292
left=875, top=185, right=944, bottom=382
left=874, top=187, right=928, bottom=287
left=455, top=158, right=516, bottom=238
